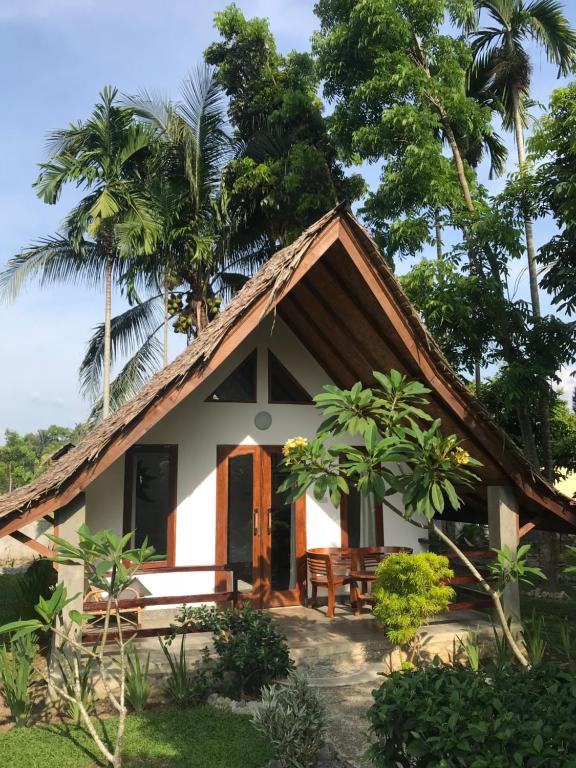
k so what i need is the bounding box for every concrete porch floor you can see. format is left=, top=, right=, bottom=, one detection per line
left=127, top=602, right=494, bottom=687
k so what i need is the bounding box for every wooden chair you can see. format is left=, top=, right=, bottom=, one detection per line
left=306, top=548, right=356, bottom=618
left=352, top=546, right=413, bottom=615
left=83, top=584, right=143, bottom=632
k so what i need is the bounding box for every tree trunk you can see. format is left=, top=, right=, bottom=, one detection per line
left=102, top=254, right=112, bottom=420
left=434, top=210, right=443, bottom=260
left=163, top=276, right=169, bottom=368
left=512, top=90, right=541, bottom=319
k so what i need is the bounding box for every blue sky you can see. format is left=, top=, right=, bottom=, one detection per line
left=0, top=0, right=574, bottom=436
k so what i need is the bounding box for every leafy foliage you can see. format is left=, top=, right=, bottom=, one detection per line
left=125, top=643, right=151, bottom=713
left=252, top=671, right=326, bottom=768
left=205, top=4, right=365, bottom=247
left=171, top=604, right=294, bottom=698
left=0, top=633, right=38, bottom=728
left=530, top=81, right=576, bottom=315
left=372, top=553, right=455, bottom=646
left=280, top=370, right=481, bottom=520
left=0, top=424, right=86, bottom=495
left=368, top=663, right=576, bottom=767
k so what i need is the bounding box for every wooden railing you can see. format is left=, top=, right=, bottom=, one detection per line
left=443, top=549, right=494, bottom=612
left=82, top=564, right=237, bottom=642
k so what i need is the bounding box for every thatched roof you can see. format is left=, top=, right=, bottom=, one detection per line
left=0, top=204, right=574, bottom=531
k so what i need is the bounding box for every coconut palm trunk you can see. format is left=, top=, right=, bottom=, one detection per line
left=163, top=276, right=169, bottom=367
left=512, top=89, right=541, bottom=318
left=103, top=253, right=113, bottom=420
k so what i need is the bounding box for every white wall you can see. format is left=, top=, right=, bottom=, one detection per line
left=0, top=518, right=52, bottom=569
left=85, top=316, right=424, bottom=597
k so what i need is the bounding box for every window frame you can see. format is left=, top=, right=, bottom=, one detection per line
left=267, top=350, right=312, bottom=405
left=205, top=349, right=258, bottom=403
left=123, top=444, right=178, bottom=568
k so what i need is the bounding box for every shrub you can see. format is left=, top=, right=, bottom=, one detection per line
left=125, top=644, right=151, bottom=713
left=368, top=663, right=576, bottom=767
left=54, top=648, right=94, bottom=723
left=160, top=634, right=212, bottom=707
left=0, top=633, right=38, bottom=727
left=172, top=605, right=294, bottom=698
left=372, top=553, right=454, bottom=651
left=252, top=671, right=326, bottom=768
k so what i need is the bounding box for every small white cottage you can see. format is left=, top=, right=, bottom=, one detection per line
left=0, top=206, right=574, bottom=617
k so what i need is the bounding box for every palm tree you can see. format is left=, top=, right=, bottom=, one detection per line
left=471, top=0, right=576, bottom=318
left=79, top=68, right=271, bottom=419
left=0, top=87, right=156, bottom=419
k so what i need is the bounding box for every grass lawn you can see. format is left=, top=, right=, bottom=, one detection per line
left=0, top=706, right=274, bottom=768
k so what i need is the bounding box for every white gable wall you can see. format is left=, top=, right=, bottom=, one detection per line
left=85, top=316, right=424, bottom=598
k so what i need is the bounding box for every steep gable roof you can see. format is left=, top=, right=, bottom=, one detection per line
left=0, top=204, right=574, bottom=536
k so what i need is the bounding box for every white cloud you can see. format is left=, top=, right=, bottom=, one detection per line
left=557, top=366, right=575, bottom=407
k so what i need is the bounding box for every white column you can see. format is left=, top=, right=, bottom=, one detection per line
left=54, top=493, right=86, bottom=629
left=487, top=485, right=520, bottom=622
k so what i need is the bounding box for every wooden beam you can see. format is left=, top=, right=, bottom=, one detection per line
left=336, top=219, right=576, bottom=530
left=282, top=294, right=360, bottom=384
left=294, top=278, right=375, bottom=381
left=8, top=531, right=53, bottom=558
left=519, top=517, right=544, bottom=538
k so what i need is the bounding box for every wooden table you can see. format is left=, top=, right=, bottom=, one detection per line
left=348, top=571, right=376, bottom=616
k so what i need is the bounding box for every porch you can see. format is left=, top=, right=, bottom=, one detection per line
left=119, top=603, right=494, bottom=687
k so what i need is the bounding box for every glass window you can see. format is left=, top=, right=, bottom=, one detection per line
left=127, top=447, right=175, bottom=561
left=268, top=351, right=312, bottom=404
left=206, top=350, right=257, bottom=402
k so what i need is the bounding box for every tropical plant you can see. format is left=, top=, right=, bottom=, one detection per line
left=205, top=5, right=365, bottom=248
left=280, top=369, right=540, bottom=666
left=81, top=67, right=270, bottom=420
left=372, top=553, right=455, bottom=659
left=471, top=0, right=576, bottom=318
left=368, top=663, right=576, bottom=766
left=55, top=647, right=95, bottom=723
left=252, top=671, right=326, bottom=768
left=0, top=526, right=156, bottom=768
left=170, top=604, right=294, bottom=698
left=125, top=643, right=151, bottom=713
left=0, top=633, right=38, bottom=727
left=159, top=634, right=211, bottom=707
left=0, top=88, right=156, bottom=420
left=457, top=629, right=481, bottom=671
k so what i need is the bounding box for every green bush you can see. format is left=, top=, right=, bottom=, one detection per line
left=0, top=633, right=38, bottom=727
left=252, top=671, right=326, bottom=768
left=0, top=558, right=57, bottom=631
left=372, top=553, right=454, bottom=647
left=368, top=663, right=576, bottom=767
left=125, top=644, right=151, bottom=713
left=173, top=605, right=294, bottom=698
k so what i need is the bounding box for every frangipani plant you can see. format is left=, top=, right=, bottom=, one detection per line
left=0, top=525, right=155, bottom=768
left=280, top=370, right=542, bottom=666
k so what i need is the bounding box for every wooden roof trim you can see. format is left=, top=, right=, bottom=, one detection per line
left=0, top=219, right=341, bottom=534
left=336, top=218, right=576, bottom=527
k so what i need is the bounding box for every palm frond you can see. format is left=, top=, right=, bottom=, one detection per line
left=0, top=236, right=101, bottom=301
left=87, top=334, right=163, bottom=423
left=79, top=295, right=163, bottom=399
left=524, top=0, right=576, bottom=75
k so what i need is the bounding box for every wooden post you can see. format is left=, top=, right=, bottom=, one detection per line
left=487, top=486, right=521, bottom=624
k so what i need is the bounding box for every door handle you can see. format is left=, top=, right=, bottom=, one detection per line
left=253, top=509, right=259, bottom=536
left=267, top=508, right=272, bottom=535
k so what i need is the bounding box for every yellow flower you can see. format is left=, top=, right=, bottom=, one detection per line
left=453, top=446, right=470, bottom=465
left=282, top=436, right=309, bottom=463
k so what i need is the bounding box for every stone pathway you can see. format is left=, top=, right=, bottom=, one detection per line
left=320, top=681, right=377, bottom=768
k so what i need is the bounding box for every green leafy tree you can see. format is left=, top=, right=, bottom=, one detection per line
left=0, top=526, right=156, bottom=768
left=280, top=369, right=541, bottom=666
left=205, top=4, right=365, bottom=247
left=0, top=424, right=86, bottom=495
left=529, top=81, right=576, bottom=315
left=471, top=0, right=576, bottom=317
left=0, top=89, right=156, bottom=420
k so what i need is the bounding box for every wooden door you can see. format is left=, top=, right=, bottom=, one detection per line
left=216, top=445, right=306, bottom=608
